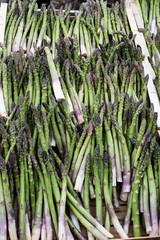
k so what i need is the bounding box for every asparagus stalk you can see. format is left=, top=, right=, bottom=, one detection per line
left=44, top=46, right=65, bottom=102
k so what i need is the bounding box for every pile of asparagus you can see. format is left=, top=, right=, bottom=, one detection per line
left=0, top=24, right=160, bottom=239
left=0, top=0, right=160, bottom=239
left=3, top=0, right=130, bottom=57
left=137, top=0, right=160, bottom=100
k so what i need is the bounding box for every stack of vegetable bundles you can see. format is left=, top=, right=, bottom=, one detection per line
left=0, top=0, right=160, bottom=239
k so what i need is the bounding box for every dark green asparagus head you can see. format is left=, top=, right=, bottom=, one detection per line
left=0, top=155, right=6, bottom=171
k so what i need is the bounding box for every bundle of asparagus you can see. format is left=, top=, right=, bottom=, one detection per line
left=3, top=0, right=131, bottom=58
left=0, top=24, right=160, bottom=239
left=137, top=0, right=160, bottom=101
left=138, top=0, right=160, bottom=33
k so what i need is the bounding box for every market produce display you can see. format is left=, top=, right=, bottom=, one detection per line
left=0, top=0, right=160, bottom=239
